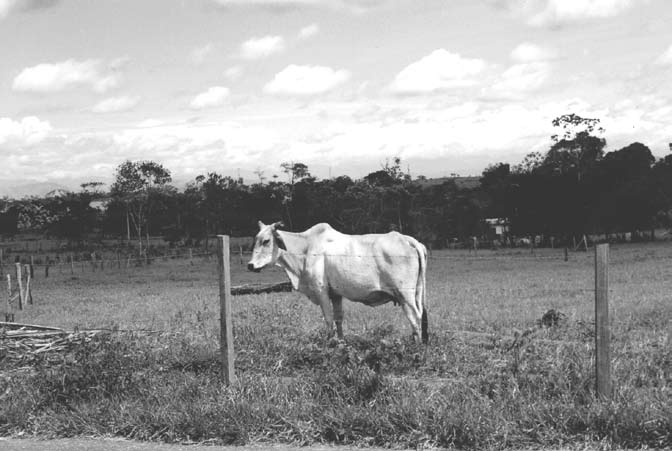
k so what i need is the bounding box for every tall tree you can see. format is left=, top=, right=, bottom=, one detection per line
left=543, top=114, right=606, bottom=181
left=280, top=162, right=313, bottom=229
left=110, top=160, right=172, bottom=258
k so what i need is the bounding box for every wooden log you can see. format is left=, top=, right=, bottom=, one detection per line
left=231, top=281, right=293, bottom=296
left=4, top=330, right=68, bottom=339
left=0, top=321, right=67, bottom=332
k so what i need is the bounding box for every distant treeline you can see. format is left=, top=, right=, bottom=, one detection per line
left=1, top=114, right=672, bottom=249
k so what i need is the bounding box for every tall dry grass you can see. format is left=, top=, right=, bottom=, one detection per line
left=1, top=243, right=670, bottom=448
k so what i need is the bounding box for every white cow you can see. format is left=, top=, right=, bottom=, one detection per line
left=248, top=221, right=428, bottom=343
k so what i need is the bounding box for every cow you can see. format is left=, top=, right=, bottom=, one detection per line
left=247, top=221, right=428, bottom=343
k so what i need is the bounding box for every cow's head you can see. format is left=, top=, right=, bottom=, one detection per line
left=247, top=220, right=285, bottom=272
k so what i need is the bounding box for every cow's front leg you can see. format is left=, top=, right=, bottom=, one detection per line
left=331, top=295, right=344, bottom=339
left=316, top=294, right=335, bottom=338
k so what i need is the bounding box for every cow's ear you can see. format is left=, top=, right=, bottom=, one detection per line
left=258, top=220, right=266, bottom=229
left=275, top=234, right=287, bottom=250
left=273, top=229, right=287, bottom=250
left=272, top=221, right=284, bottom=230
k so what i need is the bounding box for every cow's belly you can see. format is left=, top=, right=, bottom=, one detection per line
left=351, top=290, right=397, bottom=306
left=326, top=265, right=399, bottom=306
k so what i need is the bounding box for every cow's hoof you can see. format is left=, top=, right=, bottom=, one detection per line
left=327, top=336, right=345, bottom=348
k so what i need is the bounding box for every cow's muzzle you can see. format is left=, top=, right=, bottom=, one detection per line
left=247, top=263, right=261, bottom=273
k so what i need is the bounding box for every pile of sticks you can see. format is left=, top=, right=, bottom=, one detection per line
left=0, top=321, right=99, bottom=364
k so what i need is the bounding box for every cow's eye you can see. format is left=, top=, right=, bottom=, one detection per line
left=262, top=239, right=270, bottom=246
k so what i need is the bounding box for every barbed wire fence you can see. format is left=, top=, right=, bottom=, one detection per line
left=4, top=236, right=672, bottom=395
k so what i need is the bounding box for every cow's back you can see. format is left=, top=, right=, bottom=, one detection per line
left=310, top=228, right=420, bottom=303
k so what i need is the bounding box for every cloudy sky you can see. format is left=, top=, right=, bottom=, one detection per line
left=2, top=0, right=672, bottom=194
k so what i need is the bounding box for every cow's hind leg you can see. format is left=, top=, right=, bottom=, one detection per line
left=400, top=301, right=422, bottom=343
left=331, top=295, right=344, bottom=339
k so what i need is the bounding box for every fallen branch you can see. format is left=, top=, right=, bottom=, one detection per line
left=0, top=321, right=66, bottom=332
left=231, top=281, right=293, bottom=296
left=3, top=330, right=68, bottom=340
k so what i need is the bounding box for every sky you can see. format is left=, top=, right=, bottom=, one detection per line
left=1, top=0, right=672, bottom=195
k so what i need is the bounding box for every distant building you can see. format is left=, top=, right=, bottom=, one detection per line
left=485, top=218, right=509, bottom=240
left=89, top=198, right=110, bottom=211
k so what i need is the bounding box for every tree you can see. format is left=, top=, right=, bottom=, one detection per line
left=280, top=162, right=313, bottom=229
left=46, top=189, right=101, bottom=242
left=543, top=114, right=606, bottom=181
left=0, top=198, right=19, bottom=236
left=110, top=160, right=172, bottom=259
left=480, top=163, right=513, bottom=220
left=281, top=162, right=311, bottom=185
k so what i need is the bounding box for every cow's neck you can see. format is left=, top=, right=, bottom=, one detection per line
left=275, top=230, right=307, bottom=290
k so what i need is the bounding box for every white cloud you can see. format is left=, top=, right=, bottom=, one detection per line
left=211, top=0, right=382, bottom=13
left=191, top=43, right=215, bottom=64
left=0, top=0, right=18, bottom=18
left=12, top=59, right=121, bottom=93
left=137, top=119, right=164, bottom=128
left=486, top=0, right=635, bottom=27
left=190, top=86, right=230, bottom=109
left=0, top=0, right=59, bottom=19
left=264, top=65, right=350, bottom=95
left=213, top=0, right=324, bottom=7
left=92, top=96, right=140, bottom=113
left=239, top=35, right=285, bottom=60
left=489, top=62, right=551, bottom=97
left=298, top=23, right=319, bottom=39
left=528, top=0, right=635, bottom=27
left=511, top=42, right=556, bottom=62
left=389, top=49, right=487, bottom=94
left=224, top=65, right=244, bottom=81
left=654, top=44, right=672, bottom=66
left=0, top=116, right=52, bottom=146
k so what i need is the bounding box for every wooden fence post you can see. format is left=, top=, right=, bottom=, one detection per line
left=0, top=248, right=3, bottom=276
left=5, top=273, right=13, bottom=322
left=217, top=235, right=235, bottom=385
left=189, top=248, right=193, bottom=266
left=29, top=255, right=34, bottom=278
left=15, top=263, right=23, bottom=310
left=45, top=259, right=49, bottom=278
left=24, top=264, right=33, bottom=305
left=595, top=243, right=612, bottom=399
left=564, top=246, right=568, bottom=262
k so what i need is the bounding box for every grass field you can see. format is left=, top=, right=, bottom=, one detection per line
left=1, top=243, right=670, bottom=449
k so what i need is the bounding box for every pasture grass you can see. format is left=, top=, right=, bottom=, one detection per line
left=1, top=244, right=670, bottom=449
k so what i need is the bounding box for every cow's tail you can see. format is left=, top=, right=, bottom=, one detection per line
left=412, top=238, right=429, bottom=344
